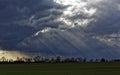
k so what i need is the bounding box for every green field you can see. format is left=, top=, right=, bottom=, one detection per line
left=0, top=62, right=120, bottom=75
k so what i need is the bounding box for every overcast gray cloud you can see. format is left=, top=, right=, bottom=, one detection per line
left=0, top=0, right=120, bottom=59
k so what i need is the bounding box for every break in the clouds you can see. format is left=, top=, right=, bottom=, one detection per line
left=0, top=0, right=120, bottom=59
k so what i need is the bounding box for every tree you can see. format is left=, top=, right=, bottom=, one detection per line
left=1, top=57, right=7, bottom=62
left=101, top=58, right=106, bottom=62
left=33, top=56, right=42, bottom=62
left=56, top=56, right=61, bottom=63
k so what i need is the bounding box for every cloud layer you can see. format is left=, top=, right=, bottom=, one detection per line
left=0, top=0, right=120, bottom=59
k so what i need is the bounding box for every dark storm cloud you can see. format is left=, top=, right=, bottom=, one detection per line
left=0, top=0, right=65, bottom=50
left=0, top=0, right=57, bottom=24
left=0, top=0, right=120, bottom=59
left=87, top=0, right=120, bottom=35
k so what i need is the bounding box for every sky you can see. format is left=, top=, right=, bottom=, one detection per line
left=0, top=0, right=120, bottom=59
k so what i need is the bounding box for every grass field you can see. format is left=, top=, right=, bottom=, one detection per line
left=0, top=62, right=120, bottom=75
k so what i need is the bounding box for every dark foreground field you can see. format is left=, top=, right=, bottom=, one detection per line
left=0, top=62, right=120, bottom=75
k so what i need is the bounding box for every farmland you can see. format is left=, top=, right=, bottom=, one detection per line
left=0, top=62, right=120, bottom=75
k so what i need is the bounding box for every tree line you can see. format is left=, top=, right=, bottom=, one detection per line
left=0, top=56, right=119, bottom=64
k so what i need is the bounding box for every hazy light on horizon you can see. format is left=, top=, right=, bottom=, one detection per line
left=0, top=50, right=28, bottom=61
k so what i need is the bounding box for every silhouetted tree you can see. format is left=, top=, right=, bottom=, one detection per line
left=56, top=56, right=61, bottom=63
left=8, top=59, right=14, bottom=62
left=83, top=58, right=87, bottom=62
left=89, top=59, right=94, bottom=62
left=95, top=59, right=100, bottom=62
left=1, top=57, right=7, bottom=62
left=76, top=57, right=83, bottom=62
left=101, top=58, right=106, bottom=62
left=33, top=56, right=42, bottom=62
